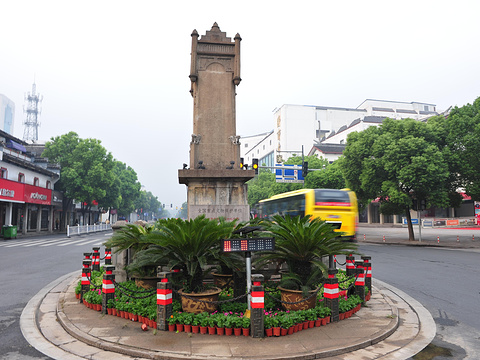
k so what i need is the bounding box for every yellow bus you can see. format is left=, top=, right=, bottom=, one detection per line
left=257, top=188, right=358, bottom=241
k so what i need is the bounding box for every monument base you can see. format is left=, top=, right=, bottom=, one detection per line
left=178, top=169, right=255, bottom=222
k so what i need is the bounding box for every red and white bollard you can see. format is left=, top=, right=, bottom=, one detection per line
left=457, top=236, right=459, bottom=242
left=437, top=236, right=440, bottom=243
left=346, top=254, right=355, bottom=276
left=92, top=247, right=100, bottom=271
left=104, top=248, right=112, bottom=265
left=364, top=234, right=366, bottom=241
left=102, top=265, right=115, bottom=314
left=157, top=272, right=173, bottom=331
left=383, top=235, right=385, bottom=242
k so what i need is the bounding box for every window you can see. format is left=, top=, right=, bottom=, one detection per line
left=424, top=105, right=429, bottom=111
left=18, top=173, right=25, bottom=183
left=0, top=167, right=7, bottom=179
left=34, top=177, right=39, bottom=186
left=46, top=180, right=51, bottom=189
left=244, top=143, right=248, bottom=148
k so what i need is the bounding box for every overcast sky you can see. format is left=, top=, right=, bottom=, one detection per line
left=1, top=0, right=479, bottom=208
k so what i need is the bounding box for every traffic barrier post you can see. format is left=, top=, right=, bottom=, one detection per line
left=104, top=248, right=112, bottom=265
left=102, top=265, right=115, bottom=314
left=354, top=260, right=365, bottom=303
left=81, top=260, right=92, bottom=302
left=92, top=247, right=100, bottom=271
left=361, top=256, right=372, bottom=296
left=324, top=267, right=339, bottom=322
left=156, top=272, right=173, bottom=331
left=346, top=254, right=355, bottom=276
left=250, top=274, right=264, bottom=338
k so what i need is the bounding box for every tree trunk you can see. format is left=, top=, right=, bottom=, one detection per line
left=405, top=207, right=415, bottom=241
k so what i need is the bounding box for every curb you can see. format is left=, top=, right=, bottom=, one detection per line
left=56, top=275, right=399, bottom=360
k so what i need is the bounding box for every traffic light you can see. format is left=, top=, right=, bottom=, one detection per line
left=252, top=158, right=259, bottom=174
left=302, top=161, right=308, bottom=177
left=240, top=157, right=244, bottom=169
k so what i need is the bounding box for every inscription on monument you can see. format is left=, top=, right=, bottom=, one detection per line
left=190, top=205, right=249, bottom=222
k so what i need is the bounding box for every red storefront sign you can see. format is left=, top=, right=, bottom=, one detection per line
left=24, top=184, right=52, bottom=205
left=0, top=179, right=25, bottom=203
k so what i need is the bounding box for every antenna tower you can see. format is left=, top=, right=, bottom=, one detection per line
left=23, top=82, right=43, bottom=142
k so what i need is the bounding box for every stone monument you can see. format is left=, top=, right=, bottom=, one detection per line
left=178, top=23, right=254, bottom=221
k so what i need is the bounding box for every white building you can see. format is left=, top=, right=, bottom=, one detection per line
left=0, top=94, right=15, bottom=135
left=241, top=99, right=439, bottom=166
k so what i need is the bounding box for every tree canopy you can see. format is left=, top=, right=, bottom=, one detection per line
left=42, top=132, right=152, bottom=224
left=342, top=118, right=451, bottom=240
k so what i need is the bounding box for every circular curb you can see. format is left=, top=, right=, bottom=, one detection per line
left=56, top=275, right=399, bottom=360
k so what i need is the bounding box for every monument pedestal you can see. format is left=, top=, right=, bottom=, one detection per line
left=179, top=169, right=254, bottom=221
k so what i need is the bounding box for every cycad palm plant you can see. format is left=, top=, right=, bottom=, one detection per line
left=131, top=215, right=238, bottom=293
left=255, top=214, right=357, bottom=294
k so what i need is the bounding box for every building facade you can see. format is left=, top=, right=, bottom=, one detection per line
left=241, top=99, right=439, bottom=167
left=0, top=130, right=60, bottom=235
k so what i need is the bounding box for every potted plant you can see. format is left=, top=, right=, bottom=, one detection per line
left=264, top=313, right=273, bottom=337
left=191, top=314, right=200, bottom=333
left=215, top=314, right=225, bottom=335
left=197, top=312, right=209, bottom=334
left=224, top=314, right=235, bottom=336
left=131, top=215, right=238, bottom=313
left=241, top=316, right=250, bottom=336
left=207, top=314, right=216, bottom=335
left=255, top=215, right=356, bottom=310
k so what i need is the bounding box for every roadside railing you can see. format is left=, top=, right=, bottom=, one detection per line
left=67, top=223, right=112, bottom=237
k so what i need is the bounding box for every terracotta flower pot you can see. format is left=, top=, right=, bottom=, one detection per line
left=107, top=308, right=112, bottom=315
left=200, top=326, right=208, bottom=334
left=192, top=325, right=200, bottom=334
left=112, top=308, right=117, bottom=316
left=297, top=323, right=303, bottom=332
left=131, top=314, right=138, bottom=322
left=225, top=327, right=233, bottom=336
left=208, top=326, right=216, bottom=335
left=176, top=324, right=184, bottom=332
left=315, top=319, right=321, bottom=327
left=321, top=317, right=328, bottom=326
left=216, top=326, right=224, bottom=335
left=265, top=328, right=273, bottom=337
left=234, top=327, right=242, bottom=336
left=152, top=321, right=157, bottom=329
left=287, top=326, right=294, bottom=335
left=242, top=328, right=250, bottom=336
left=278, top=286, right=318, bottom=311
left=308, top=320, right=315, bottom=328
left=184, top=324, right=192, bottom=333
left=75, top=293, right=80, bottom=299
left=178, top=287, right=222, bottom=314
left=280, top=328, right=288, bottom=336
left=303, top=321, right=309, bottom=330
left=339, top=312, right=345, bottom=320
left=168, top=324, right=176, bottom=331
left=273, top=327, right=281, bottom=337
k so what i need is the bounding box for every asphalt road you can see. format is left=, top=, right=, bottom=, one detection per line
left=355, top=243, right=480, bottom=359
left=0, top=231, right=113, bottom=359
left=1, top=229, right=479, bottom=359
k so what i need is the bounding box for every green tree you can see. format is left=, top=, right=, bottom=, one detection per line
left=134, top=190, right=162, bottom=220
left=429, top=97, right=480, bottom=200
left=43, top=132, right=116, bottom=227
left=111, top=161, right=141, bottom=218
left=342, top=118, right=450, bottom=240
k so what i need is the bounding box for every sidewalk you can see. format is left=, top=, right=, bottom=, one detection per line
left=22, top=271, right=435, bottom=360
left=357, top=224, right=480, bottom=249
